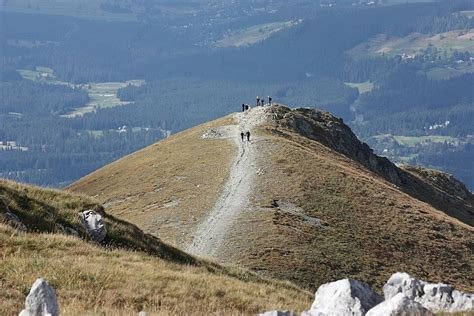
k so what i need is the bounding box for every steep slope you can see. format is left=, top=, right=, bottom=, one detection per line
left=0, top=179, right=311, bottom=315
left=70, top=105, right=474, bottom=293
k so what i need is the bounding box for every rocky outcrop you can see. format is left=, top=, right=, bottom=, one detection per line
left=366, top=293, right=432, bottom=316
left=384, top=272, right=474, bottom=313
left=303, top=279, right=382, bottom=316
left=81, top=210, right=107, bottom=242
left=402, top=165, right=472, bottom=201
left=19, top=278, right=59, bottom=316
left=267, top=106, right=406, bottom=186
left=0, top=198, right=27, bottom=232
left=259, top=272, right=473, bottom=316
left=263, top=105, right=473, bottom=226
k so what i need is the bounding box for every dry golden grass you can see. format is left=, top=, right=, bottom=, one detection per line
left=0, top=225, right=312, bottom=315
left=67, top=105, right=473, bottom=295
left=69, top=116, right=237, bottom=248
left=227, top=125, right=473, bottom=292
left=0, top=179, right=312, bottom=315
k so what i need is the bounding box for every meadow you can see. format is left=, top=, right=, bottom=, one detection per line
left=17, top=66, right=144, bottom=118
left=0, top=0, right=137, bottom=21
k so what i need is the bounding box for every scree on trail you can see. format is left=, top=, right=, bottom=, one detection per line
left=186, top=107, right=269, bottom=260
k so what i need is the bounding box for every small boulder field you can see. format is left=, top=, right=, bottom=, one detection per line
left=261, top=272, right=473, bottom=316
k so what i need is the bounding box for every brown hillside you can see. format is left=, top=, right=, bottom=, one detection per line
left=0, top=179, right=312, bottom=315
left=70, top=105, right=474, bottom=293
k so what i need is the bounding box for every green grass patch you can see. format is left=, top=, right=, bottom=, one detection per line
left=459, top=11, right=474, bottom=19
left=0, top=0, right=138, bottom=21
left=426, top=64, right=474, bottom=80
left=348, top=29, right=474, bottom=59
left=18, top=67, right=65, bottom=85
left=393, top=135, right=458, bottom=147
left=215, top=20, right=301, bottom=48
left=344, top=81, right=374, bottom=94
left=17, top=66, right=144, bottom=117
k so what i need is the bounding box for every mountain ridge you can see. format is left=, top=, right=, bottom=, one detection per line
left=70, top=104, right=473, bottom=292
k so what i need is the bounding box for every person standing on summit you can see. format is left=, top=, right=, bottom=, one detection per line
left=242, top=104, right=245, bottom=112
left=240, top=132, right=245, bottom=142
left=256, top=96, right=260, bottom=107
left=246, top=131, right=251, bottom=141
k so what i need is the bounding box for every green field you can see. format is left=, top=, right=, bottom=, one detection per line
left=348, top=29, right=474, bottom=58
left=0, top=0, right=138, bottom=21
left=372, top=134, right=459, bottom=147
left=344, top=81, right=374, bottom=94
left=426, top=64, right=474, bottom=80
left=18, top=67, right=65, bottom=85
left=459, top=11, right=474, bottom=19
left=17, top=66, right=144, bottom=117
left=393, top=135, right=458, bottom=147
left=62, top=80, right=144, bottom=118
left=215, top=20, right=301, bottom=48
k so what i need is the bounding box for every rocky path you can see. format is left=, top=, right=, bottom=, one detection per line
left=186, top=108, right=265, bottom=260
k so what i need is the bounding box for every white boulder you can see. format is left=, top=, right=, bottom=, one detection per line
left=81, top=210, right=107, bottom=242
left=19, top=278, right=59, bottom=316
left=384, top=272, right=473, bottom=313
left=304, top=279, right=382, bottom=316
left=366, top=293, right=432, bottom=316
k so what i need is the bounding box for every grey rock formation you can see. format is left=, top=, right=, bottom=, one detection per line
left=19, top=278, right=59, bottom=316
left=1, top=198, right=27, bottom=232
left=304, top=278, right=382, bottom=316
left=81, top=210, right=107, bottom=242
left=366, top=293, right=432, bottom=316
left=384, top=272, right=473, bottom=313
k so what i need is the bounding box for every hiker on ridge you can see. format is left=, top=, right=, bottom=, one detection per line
left=241, top=132, right=245, bottom=142
left=242, top=103, right=245, bottom=112
left=246, top=131, right=251, bottom=141
left=245, top=104, right=250, bottom=111
left=268, top=96, right=272, bottom=106
left=256, top=96, right=260, bottom=107
left=261, top=98, right=265, bottom=106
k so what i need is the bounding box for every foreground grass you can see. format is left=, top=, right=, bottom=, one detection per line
left=0, top=225, right=311, bottom=315
left=0, top=179, right=312, bottom=315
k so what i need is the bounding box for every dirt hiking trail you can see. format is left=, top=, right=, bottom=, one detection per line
left=186, top=107, right=269, bottom=260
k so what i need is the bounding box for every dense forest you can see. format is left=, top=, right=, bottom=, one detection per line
left=1, top=0, right=473, bottom=188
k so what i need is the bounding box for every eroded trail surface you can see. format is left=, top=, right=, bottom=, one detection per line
left=186, top=108, right=267, bottom=260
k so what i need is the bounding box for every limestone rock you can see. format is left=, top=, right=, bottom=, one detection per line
left=384, top=272, right=425, bottom=301
left=19, top=278, right=59, bottom=316
left=305, top=279, right=383, bottom=316
left=366, top=293, right=432, bottom=316
left=1, top=199, right=27, bottom=231
left=81, top=210, right=107, bottom=242
left=384, top=272, right=473, bottom=313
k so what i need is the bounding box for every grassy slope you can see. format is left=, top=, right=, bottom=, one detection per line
left=69, top=116, right=237, bottom=248
left=226, top=124, right=473, bottom=292
left=70, top=105, right=473, bottom=294
left=0, top=179, right=312, bottom=315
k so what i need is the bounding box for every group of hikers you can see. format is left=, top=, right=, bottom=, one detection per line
left=240, top=131, right=251, bottom=142
left=239, top=95, right=273, bottom=142
left=241, top=95, right=273, bottom=112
